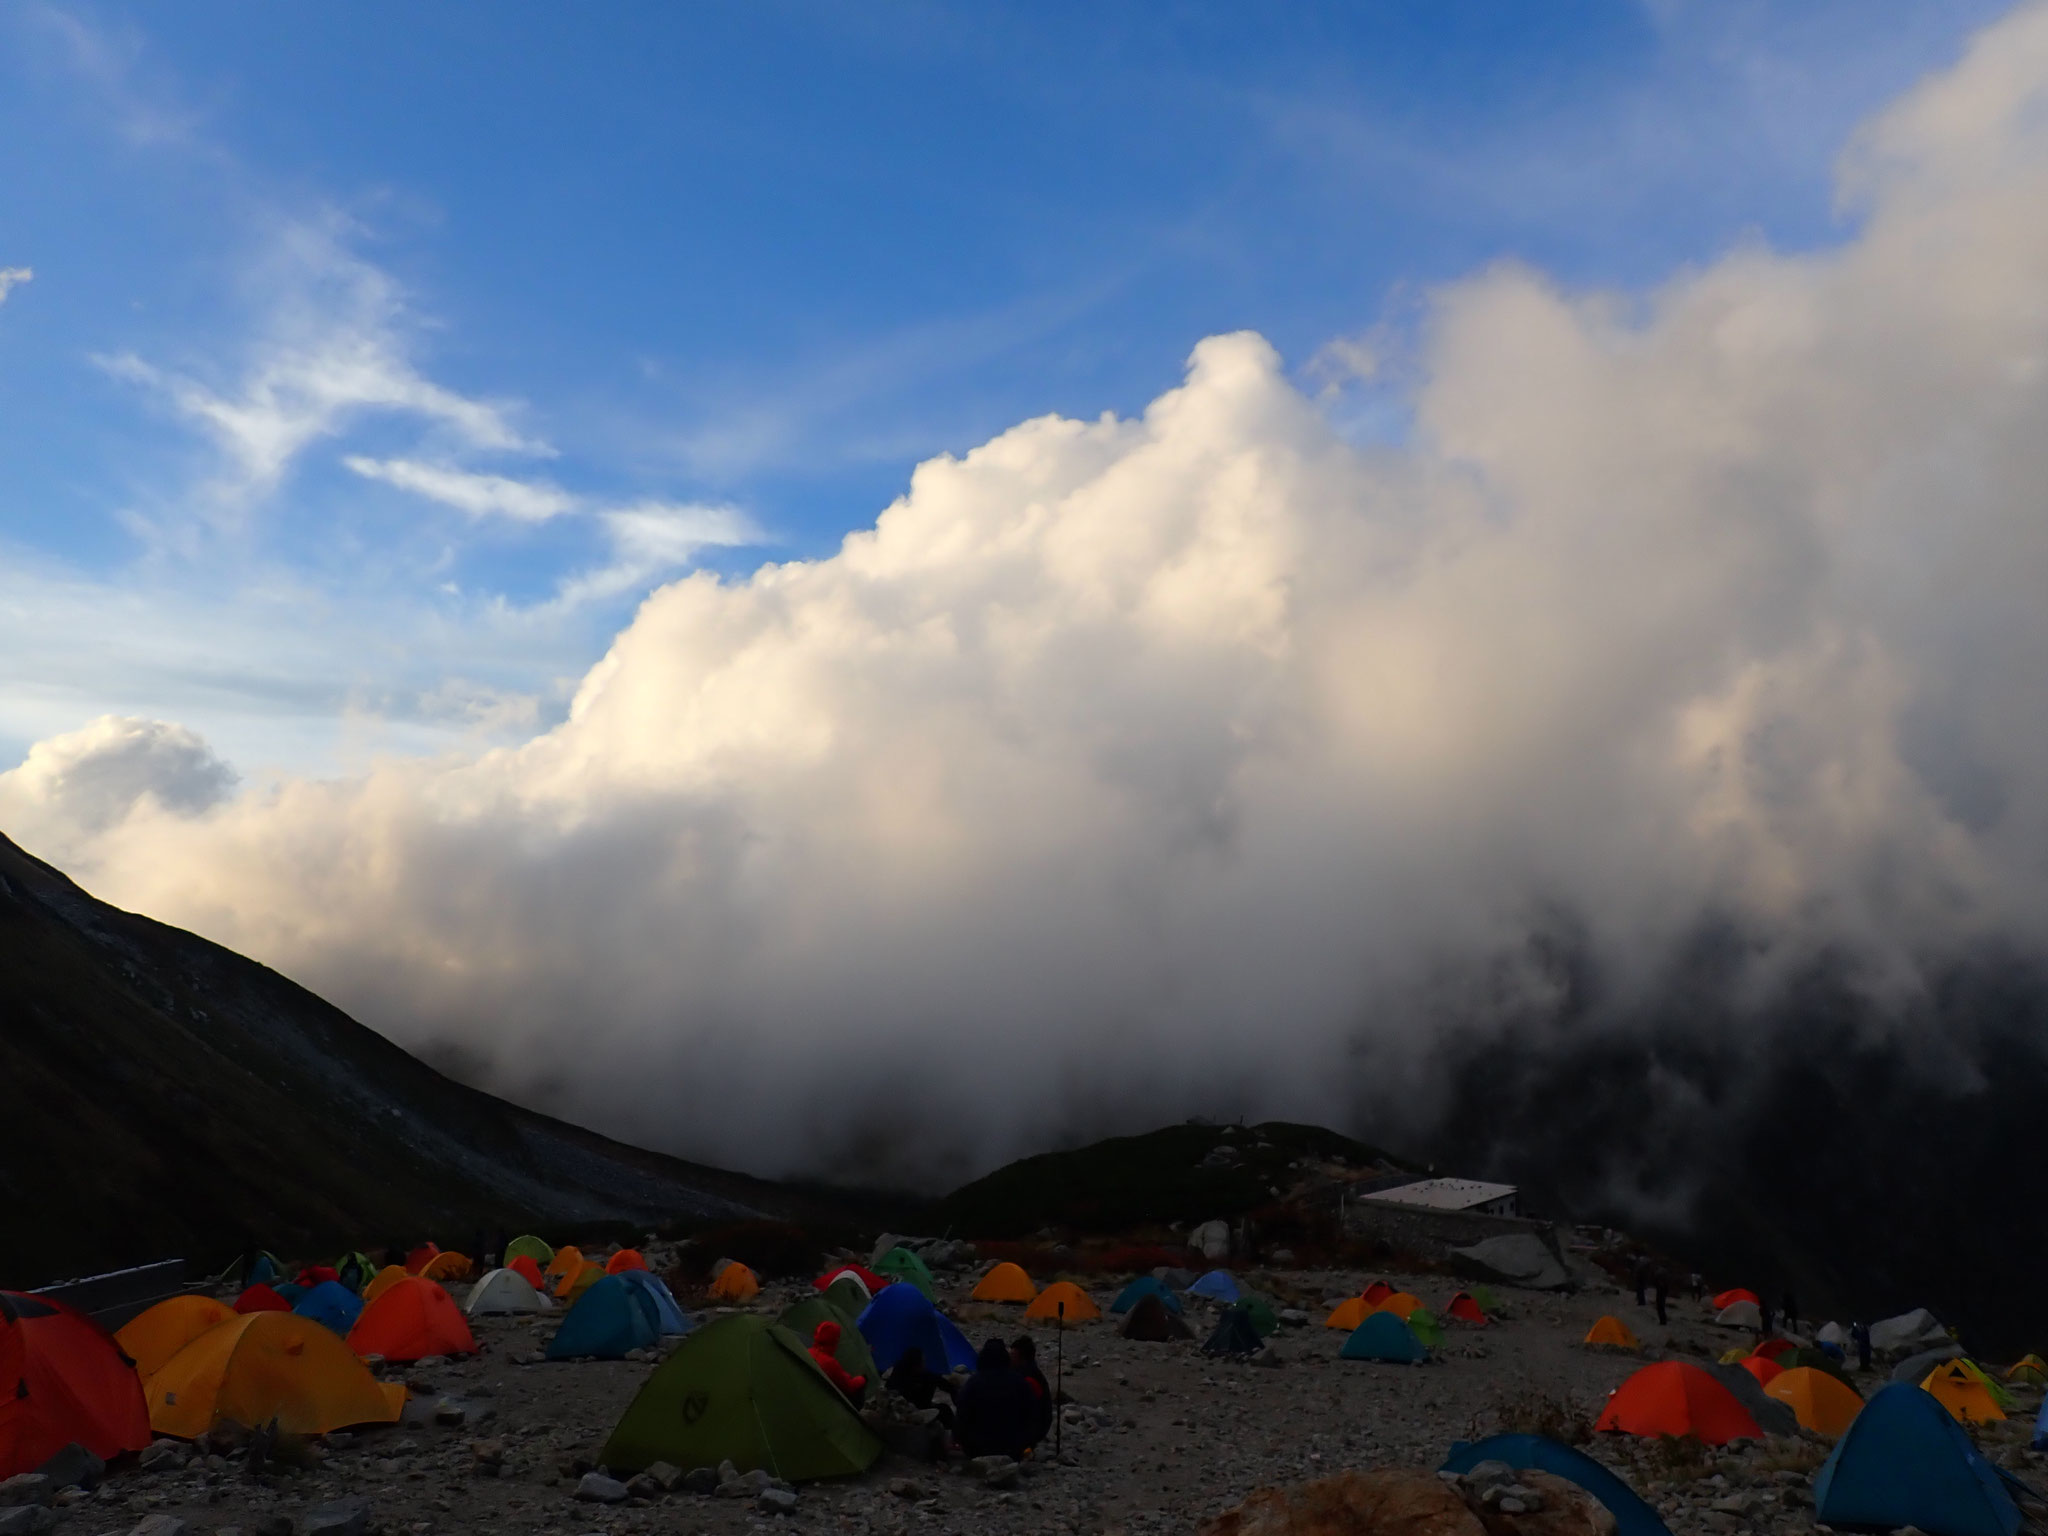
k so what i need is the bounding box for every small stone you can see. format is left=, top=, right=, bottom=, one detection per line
left=138, top=1442, right=189, bottom=1473
left=432, top=1399, right=466, bottom=1428
left=756, top=1487, right=798, bottom=1515
left=682, top=1467, right=720, bottom=1494
left=888, top=1479, right=924, bottom=1499
left=0, top=1510, right=57, bottom=1536
left=37, top=1445, right=106, bottom=1492
left=970, top=1456, right=1020, bottom=1489
left=253, top=1517, right=292, bottom=1536
left=641, top=1463, right=683, bottom=1493
left=623, top=1474, right=662, bottom=1500
left=128, top=1517, right=189, bottom=1536
left=1497, top=1498, right=1528, bottom=1515
left=300, top=1499, right=372, bottom=1536
left=572, top=1474, right=629, bottom=1505
left=0, top=1479, right=50, bottom=1510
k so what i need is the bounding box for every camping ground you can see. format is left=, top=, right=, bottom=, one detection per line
left=31, top=1258, right=2046, bottom=1536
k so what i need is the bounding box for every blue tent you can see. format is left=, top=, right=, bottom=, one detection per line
left=548, top=1275, right=663, bottom=1361
left=616, top=1270, right=693, bottom=1337
left=271, top=1281, right=309, bottom=1306
left=1443, top=1436, right=1671, bottom=1536
left=1340, top=1310, right=1428, bottom=1364
left=855, top=1282, right=977, bottom=1374
left=293, top=1280, right=364, bottom=1336
left=1110, top=1277, right=1182, bottom=1315
left=247, top=1252, right=285, bottom=1288
left=2033, top=1395, right=2048, bottom=1453
left=1813, top=1383, right=2023, bottom=1536
left=1186, top=1270, right=1241, bottom=1303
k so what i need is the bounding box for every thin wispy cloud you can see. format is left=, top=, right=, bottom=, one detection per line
left=556, top=502, right=760, bottom=606
left=343, top=457, right=579, bottom=523
left=0, top=267, right=31, bottom=304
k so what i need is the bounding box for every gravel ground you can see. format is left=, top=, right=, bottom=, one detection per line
left=37, top=1267, right=2048, bottom=1536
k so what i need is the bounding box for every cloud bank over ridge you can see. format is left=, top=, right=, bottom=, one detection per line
left=10, top=6, right=2048, bottom=1185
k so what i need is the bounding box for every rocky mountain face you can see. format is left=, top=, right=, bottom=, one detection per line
left=0, top=831, right=793, bottom=1288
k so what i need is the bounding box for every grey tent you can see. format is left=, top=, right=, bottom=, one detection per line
left=1708, top=1362, right=1798, bottom=1437
left=1120, top=1294, right=1194, bottom=1342
left=1202, top=1306, right=1263, bottom=1358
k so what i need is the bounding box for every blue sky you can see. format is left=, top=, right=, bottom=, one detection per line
left=0, top=0, right=2012, bottom=778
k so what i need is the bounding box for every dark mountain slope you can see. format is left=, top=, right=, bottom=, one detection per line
left=0, top=831, right=796, bottom=1287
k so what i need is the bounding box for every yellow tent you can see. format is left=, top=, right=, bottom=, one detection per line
left=420, top=1251, right=472, bottom=1284
left=707, top=1263, right=761, bottom=1303
left=1024, top=1281, right=1100, bottom=1323
left=1371, top=1292, right=1422, bottom=1320
left=116, top=1295, right=237, bottom=1382
left=544, top=1245, right=585, bottom=1284
left=1923, top=1363, right=2005, bottom=1423
left=1718, top=1345, right=1752, bottom=1364
left=1583, top=1315, right=1641, bottom=1351
left=1324, top=1297, right=1371, bottom=1331
left=557, top=1260, right=605, bottom=1301
left=1766, top=1367, right=1863, bottom=1439
left=970, top=1263, right=1038, bottom=1304
left=362, top=1265, right=410, bottom=1305
left=2006, top=1353, right=2048, bottom=1385
left=146, top=1312, right=405, bottom=1438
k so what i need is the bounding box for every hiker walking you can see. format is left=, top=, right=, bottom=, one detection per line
left=1851, top=1321, right=1872, bottom=1372
left=1633, top=1261, right=1647, bottom=1308
left=1760, top=1299, right=1775, bottom=1337
left=1782, top=1290, right=1799, bottom=1334
left=1653, top=1272, right=1668, bottom=1327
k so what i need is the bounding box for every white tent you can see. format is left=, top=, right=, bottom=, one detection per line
left=1715, top=1299, right=1762, bottom=1329
left=466, top=1267, right=552, bottom=1316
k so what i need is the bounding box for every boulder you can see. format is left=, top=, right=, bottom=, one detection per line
left=1199, top=1469, right=1490, bottom=1536
left=1189, top=1221, right=1232, bottom=1263
left=300, top=1501, right=372, bottom=1536
left=0, top=1510, right=55, bottom=1536
left=1870, top=1309, right=1950, bottom=1358
left=1450, top=1236, right=1569, bottom=1291
left=758, top=1486, right=799, bottom=1515
left=1465, top=1472, right=1616, bottom=1536
left=0, top=1480, right=50, bottom=1510
left=128, top=1519, right=189, bottom=1536
left=572, top=1474, right=630, bottom=1505
left=35, top=1445, right=104, bottom=1492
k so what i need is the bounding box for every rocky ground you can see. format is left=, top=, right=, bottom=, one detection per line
left=9, top=1265, right=2043, bottom=1536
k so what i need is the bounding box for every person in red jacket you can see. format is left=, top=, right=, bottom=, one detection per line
left=809, top=1320, right=867, bottom=1406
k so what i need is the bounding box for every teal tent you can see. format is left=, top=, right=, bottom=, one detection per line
left=1111, top=1277, right=1181, bottom=1315
left=548, top=1275, right=661, bottom=1361
left=1341, top=1310, right=1428, bottom=1364
left=1814, top=1383, right=2022, bottom=1536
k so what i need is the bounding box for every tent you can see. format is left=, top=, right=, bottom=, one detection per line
left=1894, top=1344, right=1967, bottom=1384
left=1186, top=1270, right=1241, bottom=1304
left=1713, top=1288, right=1761, bottom=1310
left=781, top=1299, right=876, bottom=1383
left=606, top=1250, right=648, bottom=1275
left=1324, top=1298, right=1371, bottom=1331
left=970, top=1263, right=1038, bottom=1304
left=419, top=1252, right=472, bottom=1284
left=404, top=1244, right=441, bottom=1275
left=507, top=1255, right=547, bottom=1291
left=1445, top=1292, right=1488, bottom=1326
left=707, top=1263, right=762, bottom=1304
left=1781, top=1346, right=1856, bottom=1388
left=1957, top=1359, right=2017, bottom=1410
left=505, top=1235, right=554, bottom=1267
left=335, top=1252, right=377, bottom=1293
left=1739, top=1355, right=1785, bottom=1387
left=361, top=1265, right=410, bottom=1305
left=1752, top=1336, right=1796, bottom=1361
left=1340, top=1311, right=1428, bottom=1364
left=296, top=1266, right=339, bottom=1289
left=2036, top=1396, right=2048, bottom=1454
left=1362, top=1281, right=1394, bottom=1306
left=1024, top=1281, right=1100, bottom=1324
left=1407, top=1309, right=1446, bottom=1349
left=1766, top=1367, right=1864, bottom=1439
left=233, top=1283, right=291, bottom=1314
left=1594, top=1363, right=1762, bottom=1445
left=1111, top=1277, right=1181, bottom=1315
left=1715, top=1300, right=1762, bottom=1330
left=1372, top=1292, right=1422, bottom=1320
left=1924, top=1363, right=2006, bottom=1424
left=1871, top=1308, right=1950, bottom=1357
left=1709, top=1363, right=1798, bottom=1437
left=1441, top=1435, right=1672, bottom=1536
left=558, top=1260, right=606, bottom=1303
left=1584, top=1316, right=1641, bottom=1351
left=823, top=1276, right=872, bottom=1321
left=815, top=1265, right=887, bottom=1295
left=246, top=1252, right=285, bottom=1288
left=1468, top=1284, right=1502, bottom=1314
left=2006, top=1354, right=2048, bottom=1386
left=854, top=1283, right=977, bottom=1374
left=270, top=1283, right=308, bottom=1306
left=348, top=1278, right=476, bottom=1363
left=874, top=1247, right=935, bottom=1300
left=1203, top=1306, right=1264, bottom=1358
left=1718, top=1346, right=1752, bottom=1364
left=601, top=1315, right=882, bottom=1481
left=616, top=1271, right=693, bottom=1336
left=548, top=1276, right=663, bottom=1361
left=1814, top=1382, right=2022, bottom=1536
left=466, top=1268, right=551, bottom=1317
left=116, top=1296, right=236, bottom=1381
left=0, top=1292, right=151, bottom=1477
left=146, top=1312, right=405, bottom=1438
left=293, top=1281, right=365, bottom=1336
left=1816, top=1320, right=1849, bottom=1348
left=1119, top=1295, right=1194, bottom=1343
left=544, top=1245, right=585, bottom=1285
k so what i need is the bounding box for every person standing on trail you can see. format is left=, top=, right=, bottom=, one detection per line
left=1783, top=1291, right=1800, bottom=1333
left=1653, top=1273, right=1669, bottom=1327
left=1851, top=1321, right=1872, bottom=1372
left=1759, top=1299, right=1775, bottom=1337
left=1634, top=1262, right=1647, bottom=1308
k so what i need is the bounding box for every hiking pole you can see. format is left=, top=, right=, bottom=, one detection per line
left=1055, top=1301, right=1064, bottom=1465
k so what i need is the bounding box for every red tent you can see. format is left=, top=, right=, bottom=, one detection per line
left=1739, top=1355, right=1786, bottom=1386
left=813, top=1264, right=888, bottom=1294
left=1752, top=1336, right=1796, bottom=1361
left=1595, top=1361, right=1763, bottom=1446
left=0, top=1292, right=151, bottom=1477
left=233, top=1283, right=292, bottom=1314
left=295, top=1265, right=339, bottom=1288
left=1445, top=1292, right=1488, bottom=1326
left=1712, top=1287, right=1760, bottom=1310
left=404, top=1244, right=441, bottom=1275
left=347, top=1278, right=476, bottom=1363
left=1362, top=1281, right=1394, bottom=1306
left=605, top=1250, right=648, bottom=1275
left=507, top=1255, right=546, bottom=1289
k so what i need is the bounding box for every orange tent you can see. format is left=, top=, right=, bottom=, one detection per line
left=116, top=1295, right=237, bottom=1382
left=361, top=1265, right=410, bottom=1305
left=1766, top=1367, right=1862, bottom=1439
left=1712, top=1287, right=1760, bottom=1310
left=1, top=1292, right=152, bottom=1477
left=146, top=1312, right=404, bottom=1439
left=971, top=1264, right=1038, bottom=1303
left=1594, top=1361, right=1762, bottom=1445
left=1024, top=1281, right=1100, bottom=1323
left=1739, top=1355, right=1785, bottom=1386
left=404, top=1244, right=441, bottom=1275
left=1324, top=1297, right=1371, bottom=1331
left=419, top=1252, right=472, bottom=1284
left=606, top=1250, right=648, bottom=1275
left=347, top=1278, right=476, bottom=1363
left=1583, top=1315, right=1640, bottom=1351
left=1362, top=1281, right=1393, bottom=1305
left=544, top=1246, right=585, bottom=1284
left=508, top=1255, right=546, bottom=1290
left=1445, top=1292, right=1488, bottom=1326
left=707, top=1263, right=761, bottom=1303
left=1371, top=1292, right=1422, bottom=1320
left=1922, top=1362, right=2004, bottom=1423
left=556, top=1261, right=605, bottom=1301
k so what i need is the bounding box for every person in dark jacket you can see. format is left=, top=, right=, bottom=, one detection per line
left=956, top=1338, right=1034, bottom=1460
left=1782, top=1291, right=1800, bottom=1333
left=1652, top=1273, right=1668, bottom=1327
left=1010, top=1336, right=1053, bottom=1449
left=886, top=1346, right=956, bottom=1431
left=808, top=1320, right=867, bottom=1407
left=1851, top=1321, right=1872, bottom=1372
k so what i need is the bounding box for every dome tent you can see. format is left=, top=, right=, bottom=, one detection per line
left=116, top=1296, right=236, bottom=1382
left=466, top=1268, right=551, bottom=1317
left=1, top=1292, right=151, bottom=1477
left=547, top=1276, right=662, bottom=1361
left=145, top=1312, right=404, bottom=1439
left=1815, top=1383, right=2021, bottom=1536
left=854, top=1283, right=976, bottom=1374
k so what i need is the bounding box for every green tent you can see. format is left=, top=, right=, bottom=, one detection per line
left=1238, top=1292, right=1280, bottom=1338
left=1407, top=1308, right=1446, bottom=1348
left=335, top=1251, right=377, bottom=1292
left=779, top=1297, right=877, bottom=1382
left=602, top=1315, right=883, bottom=1481
left=1469, top=1284, right=1502, bottom=1314
left=506, top=1235, right=554, bottom=1266
left=823, top=1276, right=871, bottom=1320
left=1783, top=1347, right=1858, bottom=1390
left=875, top=1247, right=935, bottom=1300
